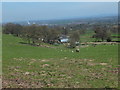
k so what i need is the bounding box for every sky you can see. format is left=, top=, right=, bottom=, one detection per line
left=2, top=2, right=118, bottom=22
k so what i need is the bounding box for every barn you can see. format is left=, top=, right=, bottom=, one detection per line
left=59, top=35, right=70, bottom=43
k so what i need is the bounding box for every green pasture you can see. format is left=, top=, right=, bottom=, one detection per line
left=2, top=34, right=119, bottom=88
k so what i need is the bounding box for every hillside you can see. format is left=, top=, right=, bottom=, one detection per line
left=2, top=34, right=118, bottom=88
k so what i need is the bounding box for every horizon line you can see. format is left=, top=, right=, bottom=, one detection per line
left=2, top=14, right=118, bottom=23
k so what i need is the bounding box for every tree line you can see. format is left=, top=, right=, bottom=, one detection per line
left=3, top=23, right=117, bottom=47
left=3, top=23, right=81, bottom=47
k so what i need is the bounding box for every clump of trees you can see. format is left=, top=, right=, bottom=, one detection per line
left=110, top=25, right=118, bottom=34
left=3, top=23, right=22, bottom=37
left=3, top=23, right=60, bottom=46
left=3, top=22, right=116, bottom=48
left=92, top=25, right=112, bottom=42
left=3, top=23, right=84, bottom=48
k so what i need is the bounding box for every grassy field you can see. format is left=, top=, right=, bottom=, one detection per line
left=80, top=30, right=120, bottom=42
left=2, top=34, right=119, bottom=88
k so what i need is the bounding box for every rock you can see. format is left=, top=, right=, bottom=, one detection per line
left=76, top=49, right=80, bottom=52
left=24, top=72, right=30, bottom=75
left=100, top=63, right=107, bottom=65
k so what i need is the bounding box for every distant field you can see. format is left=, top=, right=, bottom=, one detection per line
left=80, top=30, right=120, bottom=42
left=2, top=34, right=119, bottom=88
left=80, top=30, right=95, bottom=42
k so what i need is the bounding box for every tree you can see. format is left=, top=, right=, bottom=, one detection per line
left=62, top=27, right=68, bottom=35
left=13, top=24, right=23, bottom=37
left=3, top=23, right=22, bottom=36
left=106, top=30, right=112, bottom=42
left=21, top=25, right=46, bottom=45
left=34, top=26, right=44, bottom=45
left=70, top=31, right=80, bottom=48
left=3, top=23, right=23, bottom=36
left=3, top=23, right=14, bottom=34
left=110, top=25, right=118, bottom=34
left=45, top=28, right=60, bottom=44
left=21, top=26, right=31, bottom=44
left=93, top=25, right=112, bottom=42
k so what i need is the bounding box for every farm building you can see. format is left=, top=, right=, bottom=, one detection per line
left=59, top=35, right=70, bottom=43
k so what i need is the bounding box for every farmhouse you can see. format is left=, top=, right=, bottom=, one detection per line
left=59, top=35, right=70, bottom=43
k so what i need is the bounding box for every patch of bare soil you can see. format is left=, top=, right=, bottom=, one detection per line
left=100, top=63, right=107, bottom=66
left=108, top=67, right=120, bottom=74
left=2, top=78, right=43, bottom=88
left=80, top=45, right=89, bottom=48
left=3, top=58, right=117, bottom=88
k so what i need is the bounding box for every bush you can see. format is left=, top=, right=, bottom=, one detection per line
left=106, top=37, right=112, bottom=42
left=70, top=40, right=76, bottom=48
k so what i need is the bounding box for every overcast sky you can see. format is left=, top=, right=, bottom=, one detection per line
left=2, top=2, right=118, bottom=22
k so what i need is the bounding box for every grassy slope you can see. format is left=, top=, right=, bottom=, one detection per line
left=3, top=34, right=118, bottom=88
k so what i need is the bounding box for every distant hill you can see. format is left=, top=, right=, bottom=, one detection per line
left=4, top=15, right=118, bottom=26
